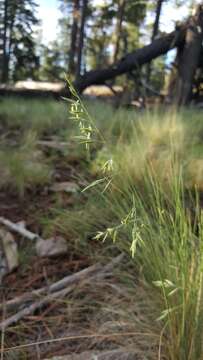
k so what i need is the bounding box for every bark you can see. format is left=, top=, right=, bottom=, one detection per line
left=76, top=0, right=88, bottom=80
left=69, top=0, right=80, bottom=75
left=75, top=27, right=186, bottom=93
left=113, top=0, right=126, bottom=63
left=175, top=4, right=203, bottom=105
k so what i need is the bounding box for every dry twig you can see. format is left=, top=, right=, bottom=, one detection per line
left=0, top=263, right=101, bottom=312
left=0, top=254, right=124, bottom=330
left=0, top=217, right=42, bottom=242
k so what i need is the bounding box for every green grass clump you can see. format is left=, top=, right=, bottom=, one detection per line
left=0, top=131, right=51, bottom=196
left=49, top=105, right=203, bottom=359
left=0, top=97, right=69, bottom=137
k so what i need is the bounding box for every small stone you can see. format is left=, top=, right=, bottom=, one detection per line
left=50, top=182, right=79, bottom=194
left=0, top=228, right=18, bottom=283
left=36, top=236, right=68, bottom=257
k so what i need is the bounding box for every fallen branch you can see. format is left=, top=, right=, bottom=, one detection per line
left=0, top=263, right=101, bottom=312
left=37, top=140, right=70, bottom=151
left=0, top=254, right=124, bottom=330
left=0, top=86, right=66, bottom=99
left=0, top=286, right=75, bottom=331
left=98, top=253, right=124, bottom=274
left=74, top=27, right=186, bottom=93
left=0, top=217, right=43, bottom=241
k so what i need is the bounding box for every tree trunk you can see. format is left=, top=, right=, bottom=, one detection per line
left=146, top=0, right=164, bottom=86
left=75, top=26, right=186, bottom=93
left=152, top=0, right=164, bottom=41
left=1, top=0, right=17, bottom=83
left=69, top=0, right=80, bottom=75
left=113, top=0, right=126, bottom=63
left=76, top=0, right=88, bottom=80
left=175, top=4, right=203, bottom=105
left=0, top=1, right=3, bottom=82
left=2, top=0, right=8, bottom=83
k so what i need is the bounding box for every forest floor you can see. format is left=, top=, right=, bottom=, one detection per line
left=1, top=97, right=203, bottom=360
left=0, top=98, right=160, bottom=360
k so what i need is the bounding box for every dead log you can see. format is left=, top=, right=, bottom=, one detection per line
left=0, top=86, right=66, bottom=99
left=74, top=5, right=203, bottom=105
left=74, top=27, right=186, bottom=93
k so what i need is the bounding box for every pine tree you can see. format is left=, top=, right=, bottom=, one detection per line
left=86, top=0, right=146, bottom=71
left=56, top=0, right=146, bottom=81
left=76, top=0, right=88, bottom=79
left=58, top=0, right=79, bottom=76
left=69, top=0, right=80, bottom=75
left=0, top=0, right=39, bottom=82
left=59, top=0, right=89, bottom=78
left=146, top=0, right=165, bottom=86
left=113, top=0, right=126, bottom=63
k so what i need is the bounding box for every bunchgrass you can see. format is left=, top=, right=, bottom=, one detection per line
left=49, top=98, right=203, bottom=359
left=0, top=130, right=51, bottom=196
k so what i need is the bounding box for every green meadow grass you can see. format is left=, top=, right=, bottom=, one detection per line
left=0, top=97, right=69, bottom=135
left=0, top=98, right=74, bottom=196
left=0, top=97, right=135, bottom=196
left=0, top=130, right=52, bottom=196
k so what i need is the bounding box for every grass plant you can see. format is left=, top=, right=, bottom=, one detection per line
left=0, top=130, right=51, bottom=196
left=49, top=97, right=203, bottom=359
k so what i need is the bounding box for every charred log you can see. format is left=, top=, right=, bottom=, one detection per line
left=75, top=27, right=186, bottom=93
